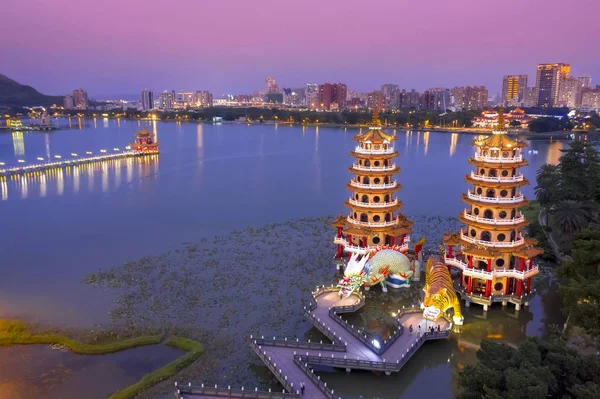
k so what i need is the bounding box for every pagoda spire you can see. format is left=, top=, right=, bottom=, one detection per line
left=497, top=106, right=505, bottom=131
left=372, top=107, right=381, bottom=126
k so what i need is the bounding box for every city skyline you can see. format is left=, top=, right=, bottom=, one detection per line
left=2, top=0, right=599, bottom=97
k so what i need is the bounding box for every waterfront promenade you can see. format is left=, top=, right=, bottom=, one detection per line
left=0, top=150, right=158, bottom=178
left=176, top=287, right=452, bottom=399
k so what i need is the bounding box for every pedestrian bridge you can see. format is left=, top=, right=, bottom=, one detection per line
left=175, top=287, right=453, bottom=399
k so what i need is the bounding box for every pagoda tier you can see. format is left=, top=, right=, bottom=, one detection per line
left=332, top=110, right=413, bottom=261
left=442, top=108, right=542, bottom=311
left=130, top=128, right=160, bottom=153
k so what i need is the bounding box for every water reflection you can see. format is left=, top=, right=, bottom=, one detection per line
left=545, top=141, right=564, bottom=165
left=424, top=131, right=430, bottom=155
left=12, top=132, right=25, bottom=156
left=0, top=156, right=158, bottom=199
left=449, top=133, right=458, bottom=156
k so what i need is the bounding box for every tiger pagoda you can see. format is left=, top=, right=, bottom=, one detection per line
left=443, top=107, right=542, bottom=311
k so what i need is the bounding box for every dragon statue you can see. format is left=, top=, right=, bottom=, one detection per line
left=338, top=238, right=425, bottom=297
left=422, top=255, right=464, bottom=325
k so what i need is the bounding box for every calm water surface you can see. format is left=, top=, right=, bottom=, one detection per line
left=0, top=120, right=566, bottom=398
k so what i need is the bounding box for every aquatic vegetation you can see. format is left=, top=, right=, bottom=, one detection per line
left=0, top=320, right=162, bottom=354
left=86, top=215, right=464, bottom=389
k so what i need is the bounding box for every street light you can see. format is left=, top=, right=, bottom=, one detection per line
left=71, top=153, right=78, bottom=157
left=37, top=157, right=44, bottom=161
left=17, top=159, right=25, bottom=163
left=100, top=149, right=107, bottom=153
left=86, top=151, right=92, bottom=155
left=54, top=155, right=62, bottom=159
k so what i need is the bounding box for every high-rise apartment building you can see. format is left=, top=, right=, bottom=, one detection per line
left=265, top=77, right=280, bottom=94
left=318, top=83, right=333, bottom=110
left=557, top=78, right=581, bottom=108
left=523, top=87, right=536, bottom=107
left=318, top=83, right=347, bottom=110
left=306, top=83, right=318, bottom=109
left=367, top=90, right=385, bottom=110
left=333, top=83, right=347, bottom=110
left=535, top=63, right=570, bottom=107
left=399, top=89, right=420, bottom=109
left=381, top=84, right=400, bottom=108
left=421, top=88, right=450, bottom=110
left=72, top=89, right=88, bottom=110
left=451, top=86, right=488, bottom=110
left=577, top=75, right=592, bottom=89
left=580, top=86, right=600, bottom=111
left=159, top=90, right=176, bottom=110
left=141, top=89, right=154, bottom=110
left=193, top=91, right=213, bottom=107
left=502, top=75, right=528, bottom=105
left=64, top=94, right=74, bottom=110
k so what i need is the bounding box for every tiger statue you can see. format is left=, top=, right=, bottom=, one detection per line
left=422, top=255, right=464, bottom=325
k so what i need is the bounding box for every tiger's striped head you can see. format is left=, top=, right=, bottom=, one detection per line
left=422, top=286, right=449, bottom=321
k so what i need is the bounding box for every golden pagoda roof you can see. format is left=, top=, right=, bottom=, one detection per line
left=513, top=245, right=544, bottom=259
left=135, top=128, right=152, bottom=137
left=353, top=108, right=396, bottom=143
left=464, top=175, right=530, bottom=188
left=331, top=213, right=347, bottom=227
left=344, top=227, right=372, bottom=236
left=344, top=200, right=403, bottom=212
left=461, top=193, right=530, bottom=208
left=460, top=243, right=501, bottom=258
left=468, top=158, right=529, bottom=168
left=472, top=132, right=527, bottom=149
left=345, top=183, right=402, bottom=193
left=443, top=231, right=461, bottom=246
left=350, top=151, right=398, bottom=159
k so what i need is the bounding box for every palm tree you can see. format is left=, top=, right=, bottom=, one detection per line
left=535, top=164, right=559, bottom=210
left=552, top=200, right=592, bottom=243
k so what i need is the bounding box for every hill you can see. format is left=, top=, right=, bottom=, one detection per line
left=0, top=74, right=63, bottom=107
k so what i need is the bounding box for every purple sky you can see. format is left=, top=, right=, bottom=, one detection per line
left=3, top=0, right=599, bottom=98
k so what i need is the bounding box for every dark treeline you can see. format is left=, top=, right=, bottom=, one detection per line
left=53, top=107, right=480, bottom=128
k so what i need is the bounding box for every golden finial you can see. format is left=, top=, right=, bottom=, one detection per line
left=372, top=107, right=381, bottom=126
left=497, top=105, right=505, bottom=130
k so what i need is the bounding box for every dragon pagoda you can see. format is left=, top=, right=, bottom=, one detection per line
left=332, top=110, right=426, bottom=290
left=442, top=107, right=542, bottom=311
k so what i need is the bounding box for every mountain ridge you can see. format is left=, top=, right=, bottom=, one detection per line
left=0, top=74, right=63, bottom=107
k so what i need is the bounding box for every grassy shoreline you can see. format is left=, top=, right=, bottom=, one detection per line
left=1, top=320, right=204, bottom=399
left=0, top=320, right=163, bottom=354
left=108, top=336, right=204, bottom=399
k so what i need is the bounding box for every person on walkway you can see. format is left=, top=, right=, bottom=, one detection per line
left=418, top=325, right=421, bottom=334
left=301, top=382, right=305, bottom=395
left=409, top=325, right=413, bottom=335
left=437, top=324, right=440, bottom=332
left=430, top=326, right=435, bottom=334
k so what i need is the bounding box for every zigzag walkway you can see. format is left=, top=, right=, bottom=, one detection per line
left=175, top=287, right=452, bottom=399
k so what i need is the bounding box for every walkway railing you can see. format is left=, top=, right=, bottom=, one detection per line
left=0, top=150, right=156, bottom=177
left=348, top=198, right=398, bottom=208
left=462, top=210, right=525, bottom=225
left=250, top=341, right=298, bottom=394
left=347, top=216, right=399, bottom=227
left=445, top=256, right=539, bottom=280
left=474, top=153, right=523, bottom=163
left=293, top=357, right=339, bottom=399
left=252, top=337, right=346, bottom=352
left=353, top=146, right=395, bottom=155
left=466, top=190, right=524, bottom=204
left=460, top=231, right=524, bottom=248
left=349, top=181, right=397, bottom=189
left=174, top=383, right=298, bottom=399
left=469, top=171, right=524, bottom=183
left=351, top=163, right=397, bottom=172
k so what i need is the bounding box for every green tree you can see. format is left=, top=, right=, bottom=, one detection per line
left=535, top=164, right=560, bottom=211
left=552, top=200, right=592, bottom=241
left=459, top=337, right=600, bottom=398
left=509, top=120, right=521, bottom=128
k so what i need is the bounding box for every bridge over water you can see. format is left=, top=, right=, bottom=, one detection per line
left=176, top=287, right=453, bottom=399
